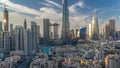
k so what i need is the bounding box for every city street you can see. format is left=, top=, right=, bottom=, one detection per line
left=17, top=57, right=33, bottom=68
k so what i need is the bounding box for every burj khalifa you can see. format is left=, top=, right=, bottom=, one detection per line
left=62, top=0, right=70, bottom=42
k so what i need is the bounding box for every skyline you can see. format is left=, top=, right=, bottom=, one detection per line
left=0, top=0, right=120, bottom=36
left=0, top=1, right=120, bottom=68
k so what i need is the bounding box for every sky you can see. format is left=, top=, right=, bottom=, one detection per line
left=0, top=0, right=120, bottom=36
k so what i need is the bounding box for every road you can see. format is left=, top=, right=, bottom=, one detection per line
left=17, top=57, right=33, bottom=68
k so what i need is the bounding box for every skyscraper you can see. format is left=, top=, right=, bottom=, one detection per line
left=62, top=0, right=70, bottom=42
left=103, top=23, right=110, bottom=40
left=3, top=5, right=9, bottom=31
left=109, top=19, right=116, bottom=39
left=24, top=19, right=27, bottom=29
left=91, top=11, right=99, bottom=40
left=0, top=21, right=2, bottom=32
left=0, top=31, right=10, bottom=56
left=80, top=27, right=87, bottom=40
left=88, top=23, right=92, bottom=39
left=36, top=25, right=40, bottom=52
left=26, top=29, right=32, bottom=55
left=10, top=24, right=13, bottom=32
left=53, top=23, right=59, bottom=40
left=70, top=29, right=74, bottom=40
left=31, top=21, right=37, bottom=53
left=109, top=19, right=116, bottom=31
left=70, top=29, right=79, bottom=40
left=14, top=26, right=26, bottom=51
left=10, top=24, right=15, bottom=50
left=43, top=18, right=50, bottom=43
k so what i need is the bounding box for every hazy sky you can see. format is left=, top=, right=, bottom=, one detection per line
left=0, top=0, right=120, bottom=36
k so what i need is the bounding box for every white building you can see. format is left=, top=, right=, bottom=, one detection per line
left=0, top=56, right=21, bottom=68
left=88, top=23, right=92, bottom=39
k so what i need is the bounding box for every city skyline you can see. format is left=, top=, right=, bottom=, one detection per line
left=0, top=0, right=120, bottom=36
left=0, top=0, right=120, bottom=68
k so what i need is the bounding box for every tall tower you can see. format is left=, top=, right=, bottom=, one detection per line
left=24, top=19, right=27, bottom=29
left=14, top=26, right=26, bottom=51
left=10, top=24, right=13, bottom=31
left=88, top=23, right=92, bottom=39
left=91, top=11, right=99, bottom=40
left=62, top=0, right=70, bottom=42
left=26, top=29, right=32, bottom=55
left=109, top=19, right=115, bottom=31
left=3, top=4, right=9, bottom=31
left=103, top=23, right=110, bottom=40
left=109, top=19, right=116, bottom=39
left=43, top=18, right=50, bottom=43
left=53, top=23, right=60, bottom=40
left=31, top=21, right=37, bottom=53
left=0, top=31, right=10, bottom=57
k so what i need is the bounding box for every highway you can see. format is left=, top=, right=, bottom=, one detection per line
left=17, top=57, right=33, bottom=68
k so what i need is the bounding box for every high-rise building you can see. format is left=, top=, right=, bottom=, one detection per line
left=10, top=24, right=13, bottom=32
left=0, top=31, right=10, bottom=56
left=80, top=27, right=87, bottom=40
left=14, top=26, right=26, bottom=51
left=62, top=0, right=70, bottom=42
left=103, top=23, right=110, bottom=40
left=37, top=25, right=40, bottom=35
left=88, top=23, right=92, bottom=39
left=24, top=19, right=27, bottom=29
left=10, top=24, right=15, bottom=51
left=109, top=19, right=115, bottom=31
left=36, top=25, right=40, bottom=44
left=70, top=29, right=79, bottom=40
left=50, top=32, right=53, bottom=40
left=0, top=21, right=2, bottom=32
left=31, top=21, right=37, bottom=53
left=109, top=19, right=116, bottom=39
left=0, top=33, right=2, bottom=48
left=14, top=25, right=33, bottom=55
left=70, top=29, right=75, bottom=40
left=43, top=18, right=50, bottom=43
left=36, top=25, right=40, bottom=52
left=3, top=5, right=9, bottom=31
left=91, top=12, right=99, bottom=40
left=53, top=23, right=60, bottom=40
left=10, top=30, right=15, bottom=51
left=26, top=29, right=32, bottom=55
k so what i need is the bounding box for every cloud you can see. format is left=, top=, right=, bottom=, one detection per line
left=45, top=0, right=61, bottom=8
left=0, top=0, right=90, bottom=37
left=0, top=0, right=41, bottom=15
left=41, top=2, right=54, bottom=8
left=69, top=0, right=85, bottom=13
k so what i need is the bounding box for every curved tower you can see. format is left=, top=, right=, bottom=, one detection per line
left=91, top=11, right=99, bottom=40
left=62, top=0, right=70, bottom=42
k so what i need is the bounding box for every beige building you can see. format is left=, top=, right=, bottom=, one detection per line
left=109, top=19, right=116, bottom=31
left=91, top=11, right=99, bottom=40
left=103, top=23, right=110, bottom=40
left=71, top=29, right=79, bottom=39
